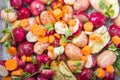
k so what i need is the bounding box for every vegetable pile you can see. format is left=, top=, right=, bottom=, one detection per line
left=0, top=0, right=120, bottom=80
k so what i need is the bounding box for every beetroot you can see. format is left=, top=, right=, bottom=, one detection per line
left=77, top=68, right=93, bottom=80
left=40, top=69, right=54, bottom=79
left=36, top=54, right=50, bottom=64
left=52, top=37, right=60, bottom=47
left=24, top=63, right=37, bottom=74
left=18, top=41, right=34, bottom=56
left=18, top=60, right=26, bottom=68
left=45, top=29, right=56, bottom=36
left=10, top=0, right=23, bottom=10
left=18, top=7, right=31, bottom=19
left=108, top=24, right=120, bottom=37
left=24, top=0, right=33, bottom=4
left=13, top=28, right=26, bottom=42
left=12, top=55, right=20, bottom=62
left=30, top=0, right=45, bottom=16
left=102, top=72, right=115, bottom=80
left=90, top=12, right=106, bottom=28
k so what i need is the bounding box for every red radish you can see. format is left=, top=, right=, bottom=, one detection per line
left=24, top=63, right=37, bottom=74
left=13, top=28, right=26, bottom=42
left=18, top=60, right=26, bottom=68
left=18, top=7, right=31, bottom=19
left=0, top=65, right=9, bottom=77
left=36, top=54, right=50, bottom=64
left=12, top=55, right=20, bottom=62
left=102, top=72, right=115, bottom=80
left=40, top=69, right=54, bottom=79
left=69, top=19, right=82, bottom=36
left=85, top=55, right=96, bottom=68
left=77, top=68, right=93, bottom=80
left=90, top=12, right=106, bottom=28
left=18, top=41, right=34, bottom=56
left=97, top=50, right=117, bottom=68
left=73, top=11, right=89, bottom=23
left=24, top=0, right=33, bottom=4
left=108, top=24, right=120, bottom=37
left=30, top=0, right=45, bottom=16
left=51, top=37, right=60, bottom=47
left=10, top=0, right=23, bottom=10
left=45, top=29, right=56, bottom=36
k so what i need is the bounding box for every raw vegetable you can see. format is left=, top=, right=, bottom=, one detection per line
left=102, top=71, right=115, bottom=80
left=11, top=69, right=23, bottom=76
left=0, top=65, right=9, bottom=77
left=96, top=68, right=105, bottom=79
left=2, top=76, right=12, bottom=80
left=10, top=0, right=23, bottom=10
left=106, top=65, right=114, bottom=73
left=6, top=47, right=17, bottom=55
left=5, top=59, right=18, bottom=71
left=81, top=46, right=92, bottom=56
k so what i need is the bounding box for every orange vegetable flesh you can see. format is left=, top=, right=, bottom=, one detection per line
left=81, top=46, right=92, bottom=56
left=5, top=59, right=18, bottom=71
left=47, top=46, right=54, bottom=52
left=2, top=76, right=12, bottom=80
left=6, top=47, right=17, bottom=55
left=112, top=35, right=120, bottom=45
left=80, top=56, right=87, bottom=62
left=54, top=33, right=61, bottom=39
left=26, top=57, right=32, bottom=62
left=36, top=16, right=41, bottom=25
left=68, top=19, right=76, bottom=26
left=11, top=69, right=23, bottom=76
left=21, top=55, right=27, bottom=62
left=84, top=22, right=94, bottom=32
left=106, top=65, right=114, bottom=73
left=49, top=35, right=55, bottom=44
left=20, top=19, right=29, bottom=28
left=53, top=9, right=62, bottom=21
left=96, top=68, right=105, bottom=79
left=38, top=37, right=49, bottom=43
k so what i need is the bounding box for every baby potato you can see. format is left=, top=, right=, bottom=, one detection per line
left=73, top=0, right=90, bottom=11
left=97, top=50, right=117, bottom=68
left=34, top=42, right=49, bottom=54
left=65, top=43, right=83, bottom=60
left=72, top=31, right=88, bottom=48
left=67, top=60, right=85, bottom=73
left=1, top=9, right=17, bottom=22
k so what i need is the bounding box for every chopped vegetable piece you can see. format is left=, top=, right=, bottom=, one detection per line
left=49, top=35, right=55, bottom=44
left=96, top=68, right=105, bottom=79
left=2, top=76, right=12, bottom=80
left=6, top=47, right=17, bottom=55
left=11, top=69, right=23, bottom=76
left=106, top=65, right=114, bottom=73
left=112, top=35, right=120, bottom=45
left=20, top=19, right=29, bottom=28
left=38, top=37, right=49, bottom=43
left=81, top=46, right=92, bottom=56
left=84, top=22, right=94, bottom=32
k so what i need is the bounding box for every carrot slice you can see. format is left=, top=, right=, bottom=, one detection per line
left=38, top=37, right=49, bottom=43
left=96, top=68, right=105, bottom=79
left=49, top=35, right=55, bottom=44
left=20, top=19, right=29, bottom=28
left=26, top=57, right=32, bottom=62
left=36, top=16, right=41, bottom=25
left=53, top=9, right=62, bottom=21
left=68, top=19, right=76, bottom=26
left=81, top=46, right=92, bottom=56
left=80, top=56, right=87, bottom=62
left=106, top=65, right=114, bottom=73
left=84, top=22, right=94, bottom=32
left=2, top=76, right=12, bottom=80
left=21, top=55, right=27, bottom=62
left=30, top=24, right=45, bottom=37
left=47, top=46, right=54, bottom=51
left=54, top=33, right=61, bottom=39
left=6, top=47, right=17, bottom=55
left=5, top=59, right=18, bottom=71
left=11, top=69, right=23, bottom=76
left=112, top=35, right=120, bottom=45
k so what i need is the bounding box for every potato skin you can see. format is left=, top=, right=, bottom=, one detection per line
left=65, top=43, right=83, bottom=60
left=97, top=50, right=117, bottom=68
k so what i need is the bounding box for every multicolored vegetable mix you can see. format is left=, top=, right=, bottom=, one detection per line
left=0, top=0, right=120, bottom=80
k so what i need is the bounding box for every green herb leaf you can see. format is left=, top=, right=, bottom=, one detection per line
left=3, top=40, right=11, bottom=48
left=99, top=0, right=106, bottom=9
left=23, top=72, right=31, bottom=78
left=45, top=22, right=54, bottom=32
left=108, top=44, right=117, bottom=51
left=115, top=56, right=120, bottom=72
left=115, top=50, right=120, bottom=56
left=12, top=77, right=22, bottom=80
left=32, top=56, right=37, bottom=64
left=44, top=62, right=49, bottom=69
left=74, top=62, right=81, bottom=67
left=108, top=10, right=114, bottom=17
left=64, top=29, right=73, bottom=38
left=75, top=69, right=82, bottom=73
left=2, top=29, right=9, bottom=34
left=39, top=64, right=45, bottom=71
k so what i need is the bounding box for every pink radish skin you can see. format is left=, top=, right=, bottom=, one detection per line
left=85, top=55, right=96, bottom=68
left=73, top=11, right=89, bottom=23
left=97, top=50, right=117, bottom=68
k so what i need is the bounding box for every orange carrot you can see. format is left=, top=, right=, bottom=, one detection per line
left=54, top=33, right=61, bottom=39
left=53, top=9, right=62, bottom=21
left=5, top=59, right=18, bottom=71
left=26, top=57, right=32, bottom=62
left=6, top=47, right=17, bottom=55
left=112, top=35, right=120, bottom=45
left=38, top=37, right=49, bottom=43
left=11, top=69, right=23, bottom=76
left=80, top=56, right=87, bottom=62
left=89, top=34, right=96, bottom=40
left=2, top=76, right=12, bottom=80
left=81, top=46, right=92, bottom=56
left=49, top=35, right=55, bottom=44
left=95, top=36, right=102, bottom=43
left=53, top=3, right=62, bottom=9
left=106, top=65, right=114, bottom=73
left=47, top=46, right=54, bottom=51
left=84, top=22, right=94, bottom=32
left=36, top=16, right=41, bottom=25
left=21, top=55, right=27, bottom=62
left=60, top=40, right=68, bottom=46
left=96, top=68, right=105, bottom=79
left=68, top=19, right=76, bottom=26
left=20, top=19, right=29, bottom=28
left=89, top=34, right=102, bottom=43
left=30, top=24, right=45, bottom=37
left=13, top=20, right=18, bottom=26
